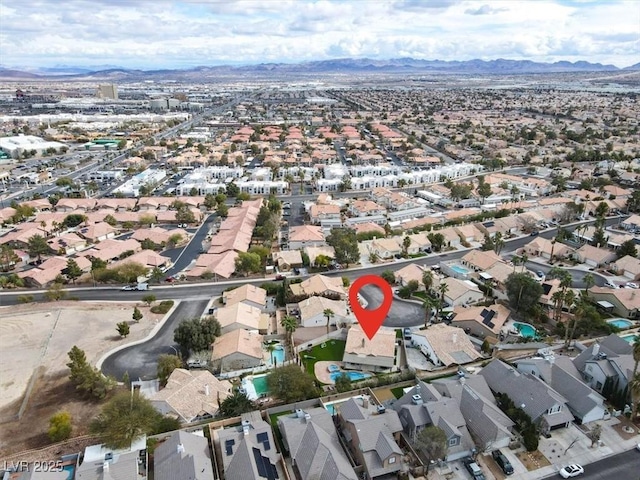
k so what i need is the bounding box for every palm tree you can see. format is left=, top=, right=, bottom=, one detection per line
left=402, top=236, right=411, bottom=257
left=551, top=290, right=565, bottom=323
left=565, top=301, right=586, bottom=350
left=323, top=308, right=335, bottom=336
left=519, top=253, right=528, bottom=273
left=512, top=256, right=520, bottom=273
left=280, top=315, right=298, bottom=356
left=422, top=297, right=436, bottom=329
left=436, top=283, right=449, bottom=319
left=493, top=232, right=505, bottom=254
left=422, top=269, right=434, bottom=293
left=266, top=342, right=277, bottom=367
left=582, top=273, right=595, bottom=299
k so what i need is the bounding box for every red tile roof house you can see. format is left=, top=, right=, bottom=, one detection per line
left=55, top=198, right=98, bottom=213
left=131, top=227, right=189, bottom=247
left=79, top=238, right=142, bottom=263
left=111, top=249, right=170, bottom=271
left=77, top=222, right=118, bottom=243
left=18, top=255, right=91, bottom=287
left=574, top=245, right=617, bottom=268
left=187, top=250, right=238, bottom=280
left=46, top=232, right=87, bottom=255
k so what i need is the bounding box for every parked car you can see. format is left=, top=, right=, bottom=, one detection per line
left=559, top=464, right=584, bottom=478
left=492, top=450, right=514, bottom=475
left=625, top=282, right=639, bottom=289
left=275, top=274, right=286, bottom=280
left=536, top=270, right=545, bottom=279
left=463, top=458, right=486, bottom=480
left=530, top=231, right=539, bottom=236
left=604, top=281, right=619, bottom=289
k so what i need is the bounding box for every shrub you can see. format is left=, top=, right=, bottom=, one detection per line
left=17, top=295, right=34, bottom=303
left=150, top=300, right=174, bottom=314
left=48, top=411, right=72, bottom=442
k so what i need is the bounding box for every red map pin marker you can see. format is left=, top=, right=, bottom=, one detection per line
left=349, top=274, right=393, bottom=340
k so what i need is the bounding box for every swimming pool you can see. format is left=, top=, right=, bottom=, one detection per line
left=607, top=318, right=633, bottom=329
left=241, top=374, right=270, bottom=400
left=267, top=344, right=286, bottom=365
left=327, top=364, right=341, bottom=373
left=329, top=371, right=372, bottom=382
left=63, top=464, right=75, bottom=480
left=621, top=334, right=639, bottom=344
left=450, top=264, right=471, bottom=275
left=513, top=322, right=537, bottom=338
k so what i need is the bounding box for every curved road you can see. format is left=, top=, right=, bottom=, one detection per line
left=101, top=298, right=209, bottom=381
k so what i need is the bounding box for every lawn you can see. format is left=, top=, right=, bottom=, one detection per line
left=390, top=386, right=406, bottom=399
left=269, top=410, right=294, bottom=453
left=300, top=340, right=346, bottom=376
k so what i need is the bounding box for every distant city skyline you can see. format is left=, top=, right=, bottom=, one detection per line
left=1, top=0, right=638, bottom=70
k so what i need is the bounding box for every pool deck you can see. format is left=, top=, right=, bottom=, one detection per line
left=315, top=360, right=343, bottom=384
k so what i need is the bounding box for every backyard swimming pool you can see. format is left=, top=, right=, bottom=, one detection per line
left=621, top=334, right=639, bottom=344
left=241, top=374, right=270, bottom=400
left=450, top=264, right=471, bottom=276
left=329, top=371, right=372, bottom=382
left=267, top=343, right=286, bottom=365
left=513, top=322, right=537, bottom=338
left=607, top=318, right=633, bottom=329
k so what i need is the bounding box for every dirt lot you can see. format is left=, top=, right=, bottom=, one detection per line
left=0, top=301, right=164, bottom=458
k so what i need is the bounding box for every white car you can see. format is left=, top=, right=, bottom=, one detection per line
left=604, top=282, right=619, bottom=289
left=560, top=464, right=584, bottom=478
left=625, top=282, right=639, bottom=289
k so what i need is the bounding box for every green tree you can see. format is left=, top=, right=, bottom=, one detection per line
left=0, top=244, right=19, bottom=272
left=477, top=181, right=493, bottom=203
left=422, top=270, right=434, bottom=292
left=402, top=236, right=411, bottom=257
left=415, top=426, right=447, bottom=474
left=505, top=273, right=544, bottom=316
left=218, top=391, right=256, bottom=417
left=63, top=214, right=88, bottom=228
left=157, top=354, right=182, bottom=387
left=326, top=227, right=360, bottom=267
left=115, top=261, right=148, bottom=283
left=617, top=239, right=638, bottom=259
left=48, top=411, right=72, bottom=442
left=90, top=391, right=161, bottom=449
left=45, top=282, right=67, bottom=301
left=248, top=245, right=270, bottom=265
left=381, top=270, right=396, bottom=285
left=65, top=258, right=82, bottom=284
left=314, top=254, right=332, bottom=269
left=280, top=315, right=298, bottom=355
left=334, top=373, right=353, bottom=393
left=104, top=214, right=117, bottom=226
left=592, top=226, right=608, bottom=248
left=66, top=345, right=115, bottom=398
left=216, top=202, right=229, bottom=218
left=141, top=294, right=156, bottom=307
left=587, top=423, right=602, bottom=448
left=132, top=306, right=143, bottom=323
left=175, top=206, right=196, bottom=224
left=427, top=232, right=445, bottom=252
left=234, top=252, right=262, bottom=276
left=116, top=321, right=130, bottom=337
left=173, top=316, right=221, bottom=354
left=225, top=182, right=240, bottom=197
left=149, top=267, right=164, bottom=284
left=203, top=193, right=217, bottom=210
left=27, top=234, right=49, bottom=263
left=266, top=365, right=319, bottom=403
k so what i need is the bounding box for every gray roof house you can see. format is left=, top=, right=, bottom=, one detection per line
left=573, top=334, right=635, bottom=397
left=431, top=375, right=516, bottom=452
left=76, top=436, right=147, bottom=480
left=216, top=411, right=282, bottom=480
left=478, top=359, right=574, bottom=434
left=516, top=354, right=606, bottom=424
left=154, top=430, right=214, bottom=480
left=336, top=398, right=404, bottom=479
left=393, top=382, right=475, bottom=461
left=278, top=407, right=358, bottom=480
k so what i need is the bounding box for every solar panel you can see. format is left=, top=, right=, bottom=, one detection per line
left=264, top=440, right=271, bottom=451
left=256, top=432, right=268, bottom=442
left=225, top=439, right=235, bottom=456
left=252, top=447, right=278, bottom=480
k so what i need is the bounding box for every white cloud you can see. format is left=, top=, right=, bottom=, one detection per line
left=0, top=0, right=638, bottom=68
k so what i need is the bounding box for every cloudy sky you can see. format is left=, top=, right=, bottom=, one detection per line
left=1, top=0, right=638, bottom=70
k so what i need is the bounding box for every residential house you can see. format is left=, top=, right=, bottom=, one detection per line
left=483, top=261, right=519, bottom=291
left=352, top=222, right=386, bottom=236
left=154, top=430, right=214, bottom=480
left=574, top=245, right=617, bottom=268
left=337, top=398, right=404, bottom=479
left=620, top=214, right=640, bottom=231
left=394, top=263, right=427, bottom=289
left=55, top=198, right=97, bottom=212
left=431, top=376, right=516, bottom=452
left=288, top=225, right=326, bottom=250
left=298, top=296, right=349, bottom=328
left=113, top=249, right=170, bottom=270
left=217, top=411, right=283, bottom=480
left=46, top=232, right=86, bottom=255
left=455, top=224, right=484, bottom=244
left=18, top=255, right=91, bottom=287
left=523, top=237, right=573, bottom=262
left=76, top=436, right=147, bottom=480
left=273, top=250, right=303, bottom=272
left=451, top=304, right=510, bottom=339
left=79, top=238, right=141, bottom=263
left=410, top=324, right=482, bottom=367
left=610, top=255, right=640, bottom=281
left=215, top=303, right=267, bottom=334
left=539, top=279, right=566, bottom=311
left=212, top=329, right=264, bottom=371
left=149, top=369, right=232, bottom=423
left=278, top=407, right=358, bottom=480
left=131, top=227, right=189, bottom=246
left=461, top=249, right=502, bottom=272
left=77, top=222, right=118, bottom=243
left=441, top=277, right=484, bottom=307
left=289, top=274, right=346, bottom=299
left=222, top=284, right=268, bottom=310
left=515, top=354, right=606, bottom=424
left=437, top=227, right=462, bottom=249
left=188, top=250, right=238, bottom=279
left=407, top=232, right=432, bottom=253
left=309, top=204, right=341, bottom=225
left=393, top=381, right=476, bottom=460
left=573, top=334, right=635, bottom=395
left=369, top=237, right=402, bottom=259
left=478, top=359, right=574, bottom=434
left=342, top=325, right=396, bottom=373
left=349, top=199, right=386, bottom=217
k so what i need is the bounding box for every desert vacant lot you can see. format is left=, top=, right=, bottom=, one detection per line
left=0, top=301, right=164, bottom=457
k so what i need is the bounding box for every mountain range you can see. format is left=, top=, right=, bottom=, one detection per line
left=1, top=58, right=639, bottom=81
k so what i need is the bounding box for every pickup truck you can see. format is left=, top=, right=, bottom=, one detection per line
left=121, top=283, right=149, bottom=291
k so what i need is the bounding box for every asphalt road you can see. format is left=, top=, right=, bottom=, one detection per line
left=101, top=298, right=210, bottom=381
left=163, top=213, right=217, bottom=277
left=543, top=448, right=640, bottom=480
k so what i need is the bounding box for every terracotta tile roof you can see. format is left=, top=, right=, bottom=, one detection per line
left=344, top=325, right=396, bottom=358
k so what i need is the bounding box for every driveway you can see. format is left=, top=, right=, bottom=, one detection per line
left=163, top=213, right=217, bottom=277
left=358, top=284, right=425, bottom=327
